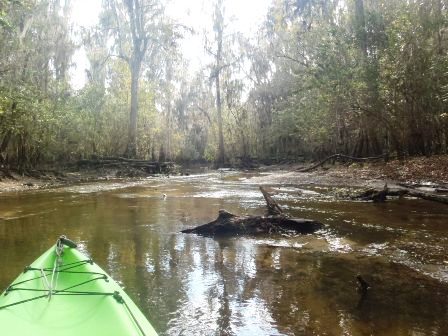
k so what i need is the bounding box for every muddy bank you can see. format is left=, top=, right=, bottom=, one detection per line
left=0, top=170, right=75, bottom=193
left=0, top=169, right=148, bottom=194
left=0, top=161, right=182, bottom=193
left=1, top=155, right=447, bottom=194
left=256, top=155, right=448, bottom=187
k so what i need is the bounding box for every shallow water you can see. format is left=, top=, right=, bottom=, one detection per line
left=1, top=171, right=448, bottom=335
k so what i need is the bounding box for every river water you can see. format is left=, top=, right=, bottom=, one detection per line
left=1, top=171, right=447, bottom=335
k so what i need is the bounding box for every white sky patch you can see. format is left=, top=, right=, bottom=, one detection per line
left=69, top=0, right=272, bottom=89
left=166, top=0, right=271, bottom=35
left=70, top=47, right=89, bottom=90
left=69, top=0, right=102, bottom=90
left=70, top=0, right=102, bottom=28
left=167, top=0, right=271, bottom=75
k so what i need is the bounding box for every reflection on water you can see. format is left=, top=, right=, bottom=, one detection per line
left=1, top=171, right=448, bottom=335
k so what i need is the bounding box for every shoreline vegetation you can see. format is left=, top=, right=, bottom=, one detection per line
left=1, top=1, right=448, bottom=184
left=1, top=154, right=447, bottom=194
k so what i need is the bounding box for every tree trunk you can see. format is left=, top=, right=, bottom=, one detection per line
left=165, top=101, right=172, bottom=161
left=216, top=73, right=225, bottom=166
left=354, top=0, right=367, bottom=57
left=126, top=58, right=141, bottom=158
left=0, top=130, right=12, bottom=162
left=354, top=0, right=382, bottom=157
left=17, top=133, right=27, bottom=173
left=215, top=0, right=225, bottom=167
left=165, top=59, right=173, bottom=161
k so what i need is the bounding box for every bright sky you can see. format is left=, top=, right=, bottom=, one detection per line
left=69, top=0, right=271, bottom=89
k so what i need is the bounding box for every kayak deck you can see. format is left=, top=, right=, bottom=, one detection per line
left=0, top=239, right=157, bottom=336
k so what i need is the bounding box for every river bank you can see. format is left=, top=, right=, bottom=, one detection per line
left=1, top=155, right=447, bottom=194
left=0, top=169, right=112, bottom=193
left=255, top=154, right=448, bottom=189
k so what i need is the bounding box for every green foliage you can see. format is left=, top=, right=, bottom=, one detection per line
left=1, top=0, right=447, bottom=169
left=243, top=0, right=448, bottom=160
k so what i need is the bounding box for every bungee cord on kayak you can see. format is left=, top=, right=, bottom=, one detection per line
left=47, top=235, right=65, bottom=300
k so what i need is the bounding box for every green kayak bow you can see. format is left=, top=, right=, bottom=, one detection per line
left=0, top=236, right=158, bottom=336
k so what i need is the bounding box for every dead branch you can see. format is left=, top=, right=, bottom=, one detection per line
left=260, top=186, right=284, bottom=215
left=298, top=154, right=386, bottom=173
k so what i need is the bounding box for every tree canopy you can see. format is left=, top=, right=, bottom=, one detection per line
left=1, top=0, right=447, bottom=170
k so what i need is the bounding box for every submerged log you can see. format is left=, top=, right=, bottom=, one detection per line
left=182, top=187, right=323, bottom=237
left=356, top=274, right=371, bottom=294
left=181, top=210, right=323, bottom=236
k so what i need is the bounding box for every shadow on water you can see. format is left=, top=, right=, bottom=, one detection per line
left=1, top=171, right=448, bottom=335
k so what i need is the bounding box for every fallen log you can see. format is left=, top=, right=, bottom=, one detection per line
left=352, top=186, right=448, bottom=205
left=297, top=153, right=386, bottom=173
left=181, top=187, right=324, bottom=237
left=397, top=182, right=448, bottom=193
left=406, top=189, right=448, bottom=205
